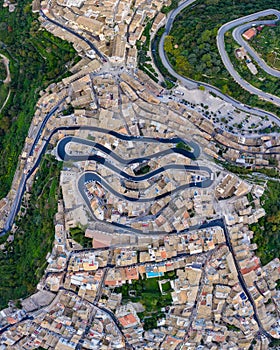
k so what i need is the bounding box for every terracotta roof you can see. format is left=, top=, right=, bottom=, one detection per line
left=125, top=267, right=139, bottom=280
left=118, top=313, right=138, bottom=328
left=242, top=27, right=257, bottom=40
left=7, top=317, right=17, bottom=324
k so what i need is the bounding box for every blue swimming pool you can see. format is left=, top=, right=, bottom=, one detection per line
left=146, top=271, right=164, bottom=278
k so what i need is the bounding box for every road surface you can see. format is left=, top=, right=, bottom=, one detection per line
left=0, top=53, right=11, bottom=84
left=217, top=9, right=280, bottom=106
left=157, top=0, right=280, bottom=124
left=0, top=124, right=201, bottom=236
left=57, top=135, right=199, bottom=161
left=1, top=100, right=65, bottom=235
left=232, top=19, right=280, bottom=79
left=0, top=3, right=274, bottom=342
left=0, top=53, right=11, bottom=114
left=40, top=10, right=107, bottom=62
left=59, top=135, right=212, bottom=193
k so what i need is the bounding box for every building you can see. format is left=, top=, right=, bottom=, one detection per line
left=118, top=313, right=138, bottom=328
left=242, top=27, right=257, bottom=40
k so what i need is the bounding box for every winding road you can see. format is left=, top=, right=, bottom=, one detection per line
left=56, top=135, right=213, bottom=200
left=0, top=53, right=11, bottom=114
left=0, top=5, right=273, bottom=339
left=232, top=19, right=280, bottom=79
left=157, top=0, right=280, bottom=123
left=1, top=100, right=65, bottom=235
left=40, top=10, right=107, bottom=62
left=217, top=9, right=280, bottom=106
left=1, top=3, right=279, bottom=236
left=0, top=53, right=11, bottom=84
left=2, top=0, right=278, bottom=238
left=57, top=135, right=200, bottom=161
left=0, top=123, right=202, bottom=236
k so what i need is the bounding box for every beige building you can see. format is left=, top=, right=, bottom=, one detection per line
left=110, top=35, right=126, bottom=62
left=76, top=16, right=104, bottom=35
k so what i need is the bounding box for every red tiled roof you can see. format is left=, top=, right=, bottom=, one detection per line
left=125, top=267, right=139, bottom=280
left=118, top=313, right=138, bottom=328
left=242, top=27, right=257, bottom=40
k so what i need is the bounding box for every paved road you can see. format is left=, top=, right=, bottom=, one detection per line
left=0, top=53, right=11, bottom=84
left=232, top=19, right=280, bottom=78
left=0, top=122, right=268, bottom=337
left=157, top=0, right=280, bottom=124
left=1, top=100, right=65, bottom=235
left=0, top=218, right=268, bottom=340
left=78, top=166, right=212, bottom=203
left=40, top=10, right=107, bottom=62
left=78, top=171, right=214, bottom=235
left=58, top=136, right=270, bottom=337
left=0, top=4, right=273, bottom=340
left=59, top=287, right=133, bottom=349
left=0, top=124, right=200, bottom=236
left=56, top=135, right=213, bottom=202
left=3, top=119, right=279, bottom=237
left=220, top=217, right=272, bottom=337
left=57, top=135, right=199, bottom=161
left=0, top=88, right=10, bottom=114
left=217, top=9, right=280, bottom=106
left=57, top=127, right=200, bottom=158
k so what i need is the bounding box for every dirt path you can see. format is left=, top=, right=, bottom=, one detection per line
left=0, top=53, right=11, bottom=113
left=0, top=53, right=11, bottom=84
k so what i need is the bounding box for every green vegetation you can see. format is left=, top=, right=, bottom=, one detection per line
left=166, top=0, right=280, bottom=115
left=218, top=160, right=280, bottom=274
left=152, top=27, right=176, bottom=89
left=0, top=232, right=9, bottom=245
left=225, top=29, right=280, bottom=98
left=137, top=20, right=159, bottom=82
left=226, top=324, right=241, bottom=332
left=0, top=60, right=6, bottom=81
left=0, top=155, right=62, bottom=309
left=62, top=105, right=75, bottom=116
left=251, top=24, right=280, bottom=70
left=269, top=338, right=280, bottom=348
left=217, top=160, right=279, bottom=179
left=161, top=280, right=172, bottom=292
left=250, top=181, right=280, bottom=265
left=0, top=83, right=9, bottom=108
left=249, top=340, right=257, bottom=350
left=70, top=227, right=92, bottom=248
left=115, top=274, right=173, bottom=330
left=247, top=192, right=254, bottom=203
left=161, top=0, right=180, bottom=14
left=259, top=125, right=280, bottom=134
left=176, top=141, right=191, bottom=151
left=134, top=164, right=151, bottom=175
left=0, top=0, right=77, bottom=199
left=247, top=192, right=256, bottom=209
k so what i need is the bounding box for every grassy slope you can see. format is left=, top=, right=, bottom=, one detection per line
left=224, top=31, right=280, bottom=98
left=250, top=24, right=280, bottom=71
left=166, top=0, right=280, bottom=116
left=0, top=0, right=77, bottom=199
left=0, top=155, right=62, bottom=309
left=250, top=181, right=280, bottom=265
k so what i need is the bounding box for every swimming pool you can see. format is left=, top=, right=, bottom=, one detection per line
left=146, top=271, right=164, bottom=278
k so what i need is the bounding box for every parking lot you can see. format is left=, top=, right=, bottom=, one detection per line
left=167, top=85, right=272, bottom=135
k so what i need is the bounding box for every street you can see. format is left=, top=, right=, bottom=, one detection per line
left=157, top=0, right=280, bottom=124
